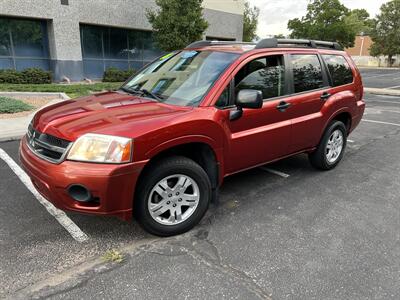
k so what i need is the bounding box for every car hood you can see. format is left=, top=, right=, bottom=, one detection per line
left=32, top=91, right=192, bottom=141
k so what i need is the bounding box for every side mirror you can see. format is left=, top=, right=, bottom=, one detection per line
left=229, top=89, right=263, bottom=121
left=236, top=89, right=263, bottom=109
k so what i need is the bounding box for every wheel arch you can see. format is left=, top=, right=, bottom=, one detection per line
left=135, top=139, right=222, bottom=205
left=323, top=109, right=352, bottom=135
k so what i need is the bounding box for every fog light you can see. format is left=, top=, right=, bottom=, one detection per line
left=67, top=184, right=92, bottom=202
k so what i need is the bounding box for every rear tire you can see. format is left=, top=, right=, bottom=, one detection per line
left=135, top=156, right=211, bottom=237
left=309, top=120, right=347, bottom=170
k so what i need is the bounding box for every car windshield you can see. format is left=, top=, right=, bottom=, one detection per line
left=121, top=50, right=239, bottom=106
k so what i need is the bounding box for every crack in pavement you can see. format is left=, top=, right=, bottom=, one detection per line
left=8, top=204, right=273, bottom=300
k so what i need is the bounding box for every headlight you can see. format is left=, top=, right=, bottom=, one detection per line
left=67, top=133, right=132, bottom=163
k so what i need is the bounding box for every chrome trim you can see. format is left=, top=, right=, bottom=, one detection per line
left=33, top=138, right=66, bottom=154
left=26, top=137, right=73, bottom=164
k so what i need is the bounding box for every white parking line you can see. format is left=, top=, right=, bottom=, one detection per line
left=363, top=72, right=400, bottom=78
left=386, top=85, right=400, bottom=89
left=0, top=148, right=89, bottom=243
left=367, top=100, right=400, bottom=105
left=362, top=119, right=400, bottom=127
left=259, top=167, right=290, bottom=178
left=347, top=139, right=355, bottom=143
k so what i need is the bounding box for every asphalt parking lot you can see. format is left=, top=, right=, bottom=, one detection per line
left=360, top=67, right=400, bottom=89
left=1, top=92, right=400, bottom=299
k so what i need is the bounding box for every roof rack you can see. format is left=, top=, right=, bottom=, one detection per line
left=185, top=40, right=256, bottom=49
left=185, top=38, right=343, bottom=51
left=255, top=38, right=343, bottom=50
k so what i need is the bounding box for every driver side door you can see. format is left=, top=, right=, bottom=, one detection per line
left=223, top=54, right=293, bottom=174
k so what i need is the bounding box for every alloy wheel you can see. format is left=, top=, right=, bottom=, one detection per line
left=325, top=129, right=344, bottom=164
left=148, top=174, right=200, bottom=226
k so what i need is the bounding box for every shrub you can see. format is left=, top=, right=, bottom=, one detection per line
left=103, top=67, right=135, bottom=82
left=0, top=69, right=22, bottom=84
left=0, top=68, right=52, bottom=84
left=21, top=68, right=52, bottom=84
left=0, top=96, right=34, bottom=114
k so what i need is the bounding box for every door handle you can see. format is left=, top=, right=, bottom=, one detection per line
left=320, top=92, right=331, bottom=101
left=276, top=101, right=291, bottom=112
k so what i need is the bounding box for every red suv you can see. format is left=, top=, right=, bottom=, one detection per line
left=20, top=39, right=365, bottom=236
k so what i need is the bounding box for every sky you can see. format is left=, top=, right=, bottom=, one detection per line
left=247, top=0, right=388, bottom=37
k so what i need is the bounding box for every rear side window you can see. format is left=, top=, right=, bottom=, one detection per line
left=322, top=55, right=353, bottom=86
left=291, top=54, right=324, bottom=93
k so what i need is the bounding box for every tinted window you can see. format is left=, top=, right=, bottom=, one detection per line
left=291, top=54, right=324, bottom=93
left=322, top=55, right=353, bottom=86
left=235, top=55, right=285, bottom=99
left=215, top=86, right=230, bottom=108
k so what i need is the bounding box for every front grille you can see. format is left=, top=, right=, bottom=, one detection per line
left=26, top=123, right=72, bottom=164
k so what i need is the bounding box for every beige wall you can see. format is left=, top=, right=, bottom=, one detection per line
left=203, top=0, right=245, bottom=15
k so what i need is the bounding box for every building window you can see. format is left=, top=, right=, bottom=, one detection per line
left=80, top=24, right=163, bottom=79
left=0, top=17, right=50, bottom=71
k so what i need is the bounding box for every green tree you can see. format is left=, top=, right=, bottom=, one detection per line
left=344, top=9, right=374, bottom=35
left=274, top=34, right=286, bottom=39
left=243, top=1, right=260, bottom=42
left=288, top=0, right=356, bottom=48
left=146, top=0, right=208, bottom=51
left=370, top=0, right=400, bottom=67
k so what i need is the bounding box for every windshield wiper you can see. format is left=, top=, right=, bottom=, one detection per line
left=138, top=88, right=163, bottom=101
left=120, top=87, right=163, bottom=101
left=119, top=86, right=141, bottom=96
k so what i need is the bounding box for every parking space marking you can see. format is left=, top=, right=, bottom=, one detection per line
left=386, top=84, right=400, bottom=89
left=362, top=72, right=400, bottom=79
left=362, top=119, right=400, bottom=127
left=0, top=148, right=89, bottom=243
left=367, top=99, right=400, bottom=105
left=259, top=167, right=290, bottom=178
left=347, top=139, right=355, bottom=143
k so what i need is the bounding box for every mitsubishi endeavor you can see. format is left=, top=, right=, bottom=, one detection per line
left=20, top=38, right=365, bottom=236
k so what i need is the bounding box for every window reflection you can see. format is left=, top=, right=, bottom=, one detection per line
left=123, top=51, right=239, bottom=107
left=235, top=55, right=286, bottom=99
left=80, top=25, right=164, bottom=79
left=322, top=55, right=353, bottom=86
left=0, top=17, right=50, bottom=71
left=291, top=54, right=324, bottom=93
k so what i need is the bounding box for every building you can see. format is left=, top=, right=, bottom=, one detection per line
left=346, top=35, right=373, bottom=57
left=346, top=35, right=400, bottom=67
left=0, top=0, right=244, bottom=81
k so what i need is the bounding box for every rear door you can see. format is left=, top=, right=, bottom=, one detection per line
left=284, top=53, right=331, bottom=152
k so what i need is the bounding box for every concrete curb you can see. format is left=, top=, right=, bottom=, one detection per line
left=0, top=91, right=70, bottom=100
left=364, top=88, right=400, bottom=97
left=0, top=93, right=71, bottom=143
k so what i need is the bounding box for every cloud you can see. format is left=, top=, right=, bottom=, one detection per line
left=248, top=0, right=388, bottom=37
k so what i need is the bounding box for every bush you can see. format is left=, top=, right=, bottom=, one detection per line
left=0, top=96, right=34, bottom=114
left=0, top=68, right=52, bottom=84
left=103, top=67, right=135, bottom=82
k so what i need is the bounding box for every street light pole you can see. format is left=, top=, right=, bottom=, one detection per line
left=359, top=32, right=365, bottom=57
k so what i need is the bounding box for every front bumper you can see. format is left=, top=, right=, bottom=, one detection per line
left=19, top=136, right=147, bottom=221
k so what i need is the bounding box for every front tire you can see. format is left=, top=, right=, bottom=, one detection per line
left=309, top=120, right=347, bottom=170
left=135, top=156, right=211, bottom=236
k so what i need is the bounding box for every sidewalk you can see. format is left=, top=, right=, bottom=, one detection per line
left=0, top=92, right=69, bottom=142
